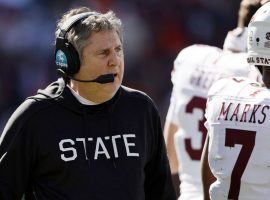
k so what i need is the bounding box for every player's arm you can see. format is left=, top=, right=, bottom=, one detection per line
left=164, top=120, right=180, bottom=197
left=201, top=134, right=216, bottom=200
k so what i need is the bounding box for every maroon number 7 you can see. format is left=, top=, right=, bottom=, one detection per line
left=225, top=128, right=256, bottom=200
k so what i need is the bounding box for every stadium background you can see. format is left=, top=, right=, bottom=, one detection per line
left=0, top=0, right=242, bottom=131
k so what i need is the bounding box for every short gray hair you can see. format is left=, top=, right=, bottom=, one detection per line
left=55, top=7, right=123, bottom=61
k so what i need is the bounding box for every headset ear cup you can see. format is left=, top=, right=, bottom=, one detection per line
left=55, top=38, right=70, bottom=74
left=55, top=13, right=94, bottom=76
left=67, top=43, right=81, bottom=75
left=55, top=38, right=81, bottom=75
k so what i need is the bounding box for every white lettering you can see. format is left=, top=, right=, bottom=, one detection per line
left=76, top=138, right=88, bottom=160
left=58, top=134, right=139, bottom=161
left=123, top=134, right=139, bottom=157
left=112, top=135, right=121, bottom=158
left=59, top=139, right=77, bottom=162
left=94, top=137, right=110, bottom=159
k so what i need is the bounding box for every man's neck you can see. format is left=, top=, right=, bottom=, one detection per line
left=68, top=81, right=116, bottom=104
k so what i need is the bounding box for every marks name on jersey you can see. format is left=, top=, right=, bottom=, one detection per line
left=217, top=102, right=269, bottom=124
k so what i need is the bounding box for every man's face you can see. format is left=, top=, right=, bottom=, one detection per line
left=75, top=30, right=124, bottom=96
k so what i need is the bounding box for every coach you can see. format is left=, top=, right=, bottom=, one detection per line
left=0, top=7, right=176, bottom=200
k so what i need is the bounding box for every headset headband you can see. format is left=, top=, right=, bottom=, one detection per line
left=55, top=11, right=97, bottom=75
left=58, top=12, right=94, bottom=38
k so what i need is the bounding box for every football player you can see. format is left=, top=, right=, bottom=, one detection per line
left=164, top=0, right=262, bottom=199
left=201, top=1, right=270, bottom=199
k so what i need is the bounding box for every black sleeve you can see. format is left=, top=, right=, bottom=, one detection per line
left=144, top=108, right=177, bottom=200
left=171, top=173, right=180, bottom=198
left=0, top=100, right=36, bottom=200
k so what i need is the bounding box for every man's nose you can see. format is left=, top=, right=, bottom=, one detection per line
left=108, top=51, right=120, bottom=67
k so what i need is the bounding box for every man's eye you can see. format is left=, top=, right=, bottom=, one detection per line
left=99, top=50, right=109, bottom=55
left=116, top=47, right=122, bottom=52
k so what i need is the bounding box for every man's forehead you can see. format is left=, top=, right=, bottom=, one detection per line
left=87, top=31, right=122, bottom=48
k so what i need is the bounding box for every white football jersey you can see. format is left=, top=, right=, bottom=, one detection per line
left=166, top=44, right=261, bottom=200
left=205, top=77, right=270, bottom=200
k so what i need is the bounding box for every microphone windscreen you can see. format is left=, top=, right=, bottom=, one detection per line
left=95, top=74, right=115, bottom=83
left=66, top=73, right=115, bottom=84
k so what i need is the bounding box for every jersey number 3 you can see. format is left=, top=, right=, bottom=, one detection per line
left=185, top=96, right=207, bottom=160
left=225, top=128, right=256, bottom=200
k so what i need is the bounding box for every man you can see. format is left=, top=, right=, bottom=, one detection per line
left=164, top=0, right=262, bottom=199
left=0, top=7, right=176, bottom=200
left=201, top=1, right=270, bottom=199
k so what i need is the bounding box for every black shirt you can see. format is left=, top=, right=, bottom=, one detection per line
left=0, top=79, right=176, bottom=200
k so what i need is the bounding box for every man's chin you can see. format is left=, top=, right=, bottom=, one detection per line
left=102, top=81, right=120, bottom=91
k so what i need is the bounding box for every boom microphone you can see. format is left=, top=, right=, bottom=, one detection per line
left=57, top=69, right=115, bottom=84
left=70, top=73, right=115, bottom=83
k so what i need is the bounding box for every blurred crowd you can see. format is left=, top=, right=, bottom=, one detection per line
left=0, top=0, right=241, bottom=130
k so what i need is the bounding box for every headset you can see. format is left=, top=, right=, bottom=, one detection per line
left=55, top=12, right=94, bottom=75
left=54, top=12, right=115, bottom=84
